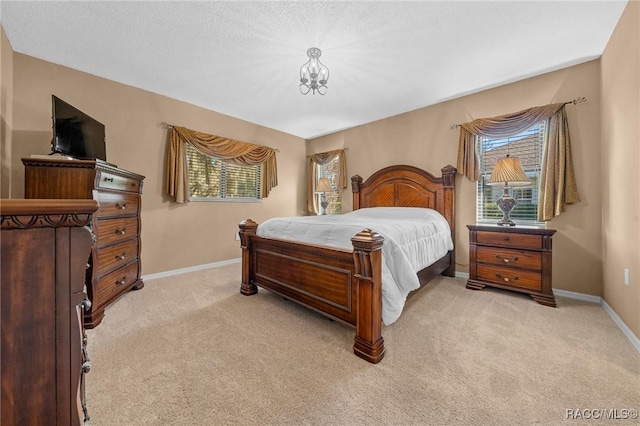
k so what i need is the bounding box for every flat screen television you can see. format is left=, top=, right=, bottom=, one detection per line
left=51, top=95, right=107, bottom=161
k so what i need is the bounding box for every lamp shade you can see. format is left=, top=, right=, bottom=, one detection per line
left=487, top=156, right=531, bottom=186
left=315, top=177, right=332, bottom=193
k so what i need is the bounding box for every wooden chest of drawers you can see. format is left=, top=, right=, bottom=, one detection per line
left=2, top=199, right=97, bottom=425
left=467, top=225, right=556, bottom=307
left=23, top=158, right=145, bottom=328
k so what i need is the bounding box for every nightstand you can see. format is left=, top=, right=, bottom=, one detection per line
left=467, top=225, right=557, bottom=307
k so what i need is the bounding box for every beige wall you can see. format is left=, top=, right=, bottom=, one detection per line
left=309, top=61, right=604, bottom=299
left=9, top=53, right=306, bottom=275
left=1, top=26, right=13, bottom=198
left=601, top=0, right=640, bottom=338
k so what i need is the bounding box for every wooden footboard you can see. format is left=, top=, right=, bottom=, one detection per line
left=239, top=219, right=386, bottom=363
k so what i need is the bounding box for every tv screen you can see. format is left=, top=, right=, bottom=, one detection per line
left=51, top=95, right=106, bottom=161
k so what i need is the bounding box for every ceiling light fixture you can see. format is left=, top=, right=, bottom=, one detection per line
left=299, top=47, right=329, bottom=95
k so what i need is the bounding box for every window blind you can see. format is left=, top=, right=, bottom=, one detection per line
left=186, top=143, right=262, bottom=200
left=476, top=122, right=545, bottom=222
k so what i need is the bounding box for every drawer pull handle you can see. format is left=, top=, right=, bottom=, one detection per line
left=115, top=203, right=127, bottom=210
left=79, top=298, right=92, bottom=312
left=103, top=176, right=114, bottom=182
left=115, top=228, right=126, bottom=235
left=495, top=272, right=519, bottom=283
left=115, top=253, right=126, bottom=261
left=115, top=277, right=127, bottom=286
left=503, top=236, right=510, bottom=241
left=496, top=254, right=518, bottom=264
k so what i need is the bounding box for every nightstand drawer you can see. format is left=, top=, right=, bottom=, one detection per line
left=477, top=264, right=542, bottom=291
left=477, top=246, right=542, bottom=270
left=476, top=231, right=542, bottom=250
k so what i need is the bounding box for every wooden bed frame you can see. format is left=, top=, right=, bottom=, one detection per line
left=239, top=164, right=456, bottom=363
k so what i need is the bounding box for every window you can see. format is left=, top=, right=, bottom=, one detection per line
left=477, top=122, right=545, bottom=223
left=316, top=155, right=342, bottom=214
left=186, top=143, right=262, bottom=201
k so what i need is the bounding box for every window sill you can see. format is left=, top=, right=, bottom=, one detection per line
left=188, top=197, right=263, bottom=203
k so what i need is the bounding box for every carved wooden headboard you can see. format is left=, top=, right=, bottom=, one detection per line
left=351, top=164, right=457, bottom=240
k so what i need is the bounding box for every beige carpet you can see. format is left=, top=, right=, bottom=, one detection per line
left=86, top=263, right=639, bottom=425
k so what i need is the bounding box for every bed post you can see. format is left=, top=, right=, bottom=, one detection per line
left=441, top=165, right=457, bottom=277
left=239, top=219, right=258, bottom=296
left=351, top=229, right=385, bottom=363
left=351, top=175, right=363, bottom=210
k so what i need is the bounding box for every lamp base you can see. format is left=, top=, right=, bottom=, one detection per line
left=320, top=195, right=328, bottom=215
left=496, top=217, right=517, bottom=227
left=496, top=187, right=518, bottom=227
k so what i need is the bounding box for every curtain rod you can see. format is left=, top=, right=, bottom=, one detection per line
left=159, top=121, right=280, bottom=152
left=306, top=147, right=349, bottom=158
left=449, top=97, right=587, bottom=130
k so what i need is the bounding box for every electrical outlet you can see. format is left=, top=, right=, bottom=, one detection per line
left=624, top=268, right=630, bottom=286
left=235, top=232, right=240, bottom=241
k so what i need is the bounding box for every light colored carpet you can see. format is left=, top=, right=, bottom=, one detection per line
left=86, top=263, right=639, bottom=425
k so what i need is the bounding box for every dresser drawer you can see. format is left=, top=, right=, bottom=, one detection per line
left=477, top=264, right=542, bottom=291
left=96, top=170, right=142, bottom=193
left=477, top=246, right=542, bottom=270
left=95, top=261, right=140, bottom=306
left=95, top=191, right=140, bottom=218
left=95, top=217, right=139, bottom=248
left=476, top=231, right=542, bottom=250
left=96, top=238, right=139, bottom=276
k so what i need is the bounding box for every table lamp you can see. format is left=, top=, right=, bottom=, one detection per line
left=487, top=155, right=531, bottom=226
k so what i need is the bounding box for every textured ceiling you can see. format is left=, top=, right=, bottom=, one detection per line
left=1, top=1, right=628, bottom=139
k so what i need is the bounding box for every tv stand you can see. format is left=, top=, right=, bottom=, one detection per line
left=22, top=157, right=145, bottom=328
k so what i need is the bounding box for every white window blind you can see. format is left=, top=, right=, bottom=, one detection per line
left=186, top=143, right=262, bottom=201
left=477, top=122, right=545, bottom=223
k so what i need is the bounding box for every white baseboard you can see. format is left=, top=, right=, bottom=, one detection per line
left=600, top=298, right=640, bottom=353
left=142, top=261, right=639, bottom=353
left=141, top=258, right=241, bottom=281
left=553, top=288, right=640, bottom=353
left=552, top=288, right=602, bottom=304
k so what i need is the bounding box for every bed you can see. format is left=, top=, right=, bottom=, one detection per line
left=238, top=164, right=456, bottom=363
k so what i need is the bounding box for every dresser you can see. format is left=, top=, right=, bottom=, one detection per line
left=1, top=199, right=97, bottom=425
left=467, top=225, right=556, bottom=307
left=23, top=158, right=145, bottom=328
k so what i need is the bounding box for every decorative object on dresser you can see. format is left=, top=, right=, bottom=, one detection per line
left=487, top=155, right=531, bottom=226
left=467, top=225, right=556, bottom=307
left=239, top=164, right=456, bottom=363
left=1, top=199, right=98, bottom=425
left=22, top=157, right=145, bottom=328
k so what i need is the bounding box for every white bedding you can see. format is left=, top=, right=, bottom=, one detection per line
left=256, top=207, right=453, bottom=324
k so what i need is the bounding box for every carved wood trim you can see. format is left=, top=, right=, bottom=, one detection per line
left=21, top=158, right=146, bottom=181
left=1, top=200, right=98, bottom=229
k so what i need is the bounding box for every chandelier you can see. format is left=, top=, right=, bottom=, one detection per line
left=299, top=47, right=329, bottom=95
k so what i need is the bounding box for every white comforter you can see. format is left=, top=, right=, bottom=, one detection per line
left=257, top=207, right=453, bottom=325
